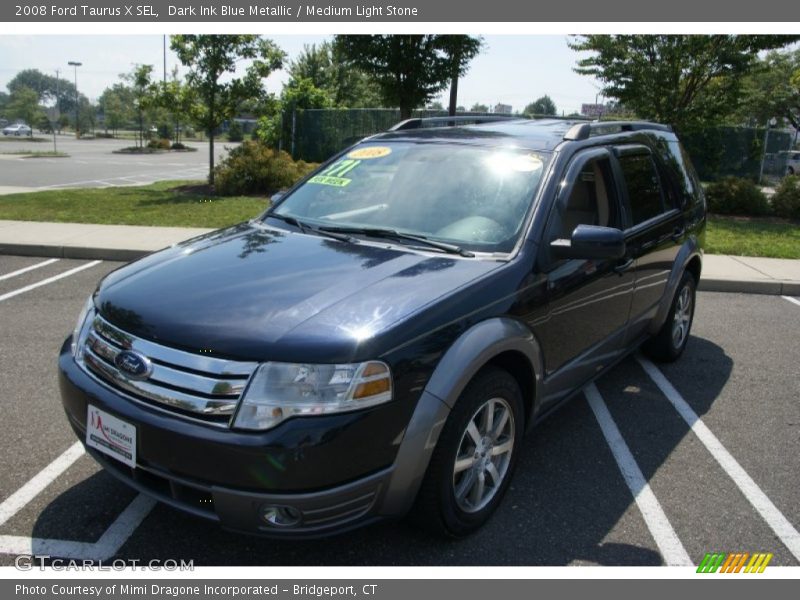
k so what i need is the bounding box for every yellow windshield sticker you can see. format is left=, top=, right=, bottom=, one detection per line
left=319, top=158, right=361, bottom=177
left=347, top=146, right=392, bottom=160
left=308, top=175, right=351, bottom=187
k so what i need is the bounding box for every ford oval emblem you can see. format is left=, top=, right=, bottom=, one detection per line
left=114, top=350, right=152, bottom=381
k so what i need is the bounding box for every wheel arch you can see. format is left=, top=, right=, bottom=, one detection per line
left=648, top=238, right=702, bottom=336
left=424, top=317, right=543, bottom=427
left=380, top=317, right=543, bottom=517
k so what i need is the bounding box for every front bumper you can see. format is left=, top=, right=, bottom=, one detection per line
left=58, top=339, right=429, bottom=537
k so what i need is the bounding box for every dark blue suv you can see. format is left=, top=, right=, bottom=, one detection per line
left=59, top=118, right=705, bottom=538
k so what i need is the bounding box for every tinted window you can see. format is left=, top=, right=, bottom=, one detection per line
left=619, top=154, right=664, bottom=225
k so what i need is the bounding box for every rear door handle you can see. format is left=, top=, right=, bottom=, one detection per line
left=671, top=227, right=685, bottom=242
left=613, top=258, right=634, bottom=274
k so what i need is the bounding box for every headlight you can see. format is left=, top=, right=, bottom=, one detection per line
left=70, top=295, right=95, bottom=358
left=233, top=361, right=392, bottom=431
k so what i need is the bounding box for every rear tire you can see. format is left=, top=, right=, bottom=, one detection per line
left=410, top=367, right=524, bottom=537
left=643, top=271, right=696, bottom=362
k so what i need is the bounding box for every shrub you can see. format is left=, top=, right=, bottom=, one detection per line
left=147, top=138, right=171, bottom=150
left=227, top=120, right=244, bottom=142
left=213, top=141, right=317, bottom=196
left=771, top=175, right=800, bottom=220
left=705, top=177, right=771, bottom=216
left=171, top=142, right=187, bottom=150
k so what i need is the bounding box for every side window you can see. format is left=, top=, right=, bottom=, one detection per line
left=550, top=157, right=619, bottom=241
left=618, top=153, right=664, bottom=226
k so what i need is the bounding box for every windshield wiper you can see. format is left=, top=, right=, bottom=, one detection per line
left=319, top=226, right=474, bottom=257
left=265, top=213, right=355, bottom=243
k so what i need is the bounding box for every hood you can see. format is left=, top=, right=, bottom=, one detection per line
left=96, top=223, right=503, bottom=363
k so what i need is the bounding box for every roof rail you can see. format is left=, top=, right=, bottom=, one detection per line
left=563, top=121, right=673, bottom=141
left=389, top=115, right=522, bottom=131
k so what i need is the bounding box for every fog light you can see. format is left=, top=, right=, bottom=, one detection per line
left=260, top=505, right=302, bottom=527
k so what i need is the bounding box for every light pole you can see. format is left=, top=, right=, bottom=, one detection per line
left=67, top=61, right=82, bottom=138
left=758, top=117, right=778, bottom=185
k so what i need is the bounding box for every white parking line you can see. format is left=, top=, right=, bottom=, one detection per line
left=0, top=440, right=156, bottom=560
left=0, top=260, right=101, bottom=303
left=637, top=355, right=800, bottom=562
left=585, top=383, right=692, bottom=566
left=0, top=258, right=59, bottom=282
left=0, top=495, right=156, bottom=560
left=782, top=295, right=800, bottom=308
left=0, top=443, right=84, bottom=528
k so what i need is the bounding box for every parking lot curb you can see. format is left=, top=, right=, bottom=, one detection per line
left=0, top=243, right=148, bottom=263
left=698, top=278, right=798, bottom=296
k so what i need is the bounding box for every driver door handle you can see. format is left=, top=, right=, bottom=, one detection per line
left=671, top=227, right=686, bottom=242
left=613, top=258, right=635, bottom=274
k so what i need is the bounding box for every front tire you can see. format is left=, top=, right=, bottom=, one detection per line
left=411, top=367, right=524, bottom=537
left=643, top=271, right=696, bottom=362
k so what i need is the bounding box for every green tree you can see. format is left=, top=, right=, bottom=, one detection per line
left=288, top=41, right=381, bottom=108
left=437, top=35, right=483, bottom=116
left=470, top=102, right=489, bottom=113
left=524, top=95, right=557, bottom=116
left=8, top=68, right=80, bottom=116
left=282, top=77, right=334, bottom=110
left=7, top=86, right=42, bottom=136
left=171, top=34, right=285, bottom=185
left=122, top=64, right=157, bottom=148
left=334, top=35, right=455, bottom=119
left=99, top=83, right=133, bottom=136
left=157, top=68, right=197, bottom=143
left=736, top=49, right=800, bottom=128
left=570, top=35, right=798, bottom=131
left=426, top=100, right=445, bottom=111
left=77, top=96, right=96, bottom=135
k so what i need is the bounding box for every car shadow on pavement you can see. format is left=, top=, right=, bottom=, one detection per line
left=30, top=336, right=732, bottom=566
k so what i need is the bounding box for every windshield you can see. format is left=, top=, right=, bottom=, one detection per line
left=269, top=142, right=550, bottom=254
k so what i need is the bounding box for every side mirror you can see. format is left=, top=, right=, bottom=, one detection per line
left=550, top=224, right=626, bottom=260
left=270, top=191, right=285, bottom=204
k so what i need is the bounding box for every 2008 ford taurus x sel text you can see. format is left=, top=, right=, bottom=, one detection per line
left=59, top=118, right=705, bottom=538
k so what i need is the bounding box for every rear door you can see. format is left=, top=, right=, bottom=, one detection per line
left=612, top=145, right=683, bottom=340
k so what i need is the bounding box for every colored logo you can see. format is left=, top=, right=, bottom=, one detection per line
left=114, top=350, right=152, bottom=381
left=697, top=552, right=773, bottom=573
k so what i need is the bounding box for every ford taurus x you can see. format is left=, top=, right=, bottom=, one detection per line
left=59, top=118, right=706, bottom=538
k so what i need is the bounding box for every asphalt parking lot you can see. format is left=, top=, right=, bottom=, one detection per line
left=0, top=136, right=234, bottom=191
left=0, top=253, right=798, bottom=567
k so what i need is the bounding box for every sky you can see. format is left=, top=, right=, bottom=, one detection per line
left=0, top=35, right=601, bottom=115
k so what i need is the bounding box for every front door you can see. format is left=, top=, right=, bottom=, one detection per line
left=531, top=148, right=635, bottom=406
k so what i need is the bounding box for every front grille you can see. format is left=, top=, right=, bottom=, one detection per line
left=80, top=314, right=258, bottom=426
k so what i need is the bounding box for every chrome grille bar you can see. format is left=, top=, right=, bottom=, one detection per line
left=81, top=314, right=258, bottom=423
left=92, top=316, right=258, bottom=376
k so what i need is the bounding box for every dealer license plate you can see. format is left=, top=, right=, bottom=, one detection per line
left=86, top=405, right=137, bottom=468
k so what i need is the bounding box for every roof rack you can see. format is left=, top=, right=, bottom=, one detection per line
left=389, top=115, right=522, bottom=131
left=563, top=121, right=673, bottom=141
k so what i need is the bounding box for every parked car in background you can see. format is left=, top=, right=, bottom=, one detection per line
left=2, top=123, right=32, bottom=136
left=782, top=150, right=800, bottom=175
left=59, top=117, right=706, bottom=539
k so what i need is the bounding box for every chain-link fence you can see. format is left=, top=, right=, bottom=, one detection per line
left=279, top=108, right=797, bottom=183
left=277, top=109, right=492, bottom=162
left=680, top=126, right=795, bottom=184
